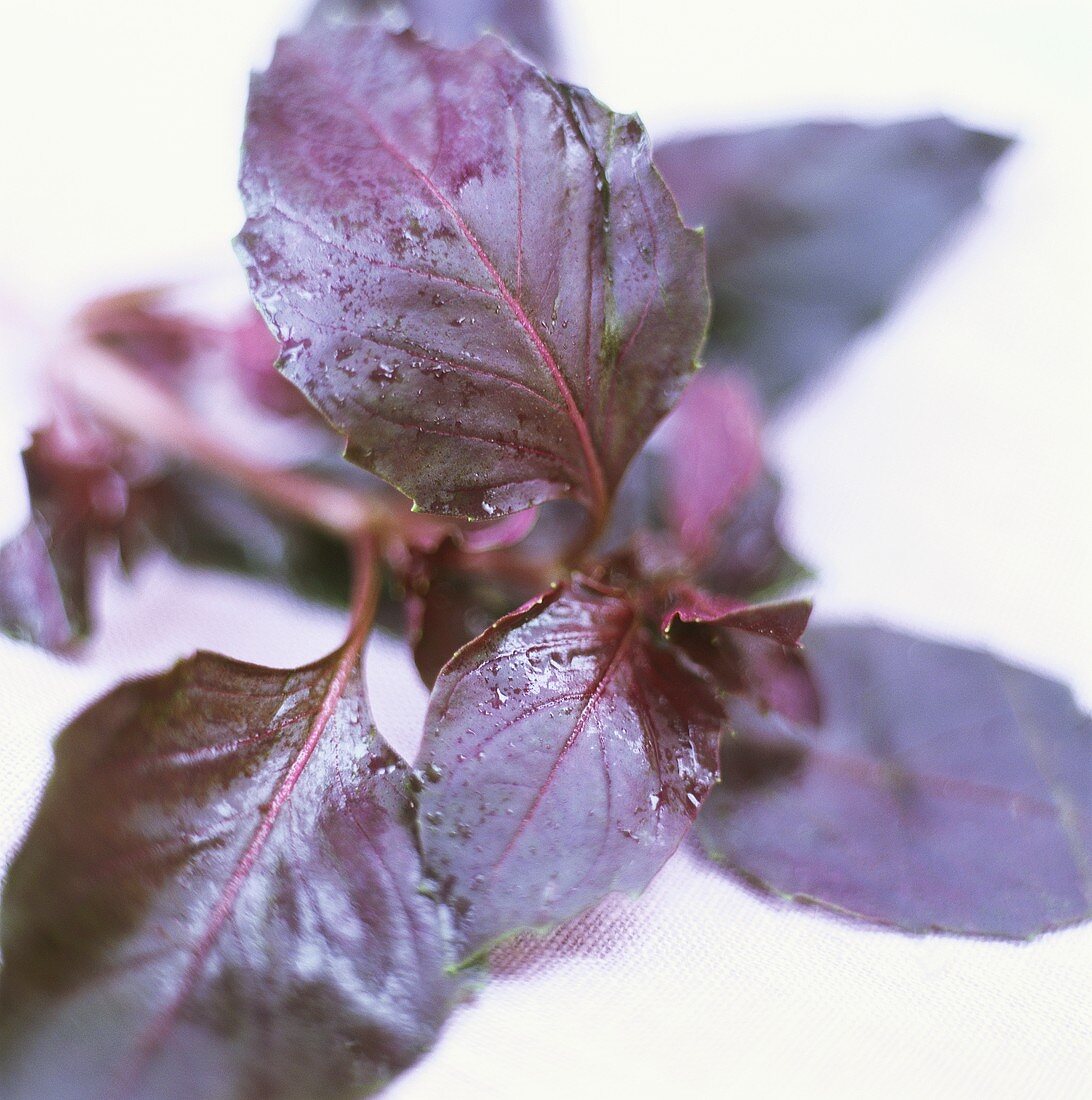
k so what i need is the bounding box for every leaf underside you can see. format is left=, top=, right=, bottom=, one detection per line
left=238, top=26, right=708, bottom=519
left=416, top=578, right=726, bottom=959
left=694, top=623, right=1092, bottom=939
left=0, top=646, right=457, bottom=1099
left=664, top=371, right=763, bottom=560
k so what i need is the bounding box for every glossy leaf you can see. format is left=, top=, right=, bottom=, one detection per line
left=0, top=643, right=458, bottom=1099
left=656, top=119, right=1011, bottom=407
left=308, top=0, right=561, bottom=71
left=694, top=624, right=1092, bottom=938
left=417, top=577, right=726, bottom=959
left=238, top=27, right=708, bottom=520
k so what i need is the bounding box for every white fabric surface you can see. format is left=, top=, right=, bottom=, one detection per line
left=1, top=1, right=1090, bottom=1097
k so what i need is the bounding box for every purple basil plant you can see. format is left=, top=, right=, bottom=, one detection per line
left=0, top=2, right=1087, bottom=1098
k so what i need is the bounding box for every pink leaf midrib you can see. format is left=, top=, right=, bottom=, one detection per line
left=490, top=608, right=638, bottom=873
left=296, top=50, right=610, bottom=517
left=114, top=631, right=368, bottom=1098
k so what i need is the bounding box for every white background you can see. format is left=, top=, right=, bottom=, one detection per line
left=1, top=1, right=1090, bottom=1097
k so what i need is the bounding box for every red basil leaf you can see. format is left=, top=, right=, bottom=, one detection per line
left=736, top=635, right=822, bottom=726
left=656, top=119, right=1011, bottom=408
left=0, top=422, right=376, bottom=649
left=405, top=538, right=542, bottom=688
left=664, top=625, right=821, bottom=726
left=308, top=0, right=561, bottom=71
left=661, top=587, right=817, bottom=724
left=600, top=373, right=809, bottom=598
left=78, top=288, right=219, bottom=387
left=132, top=466, right=356, bottom=608
left=596, top=446, right=668, bottom=553
left=460, top=506, right=538, bottom=552
left=227, top=308, right=321, bottom=421
left=694, top=623, right=1092, bottom=938
left=698, top=469, right=809, bottom=598
left=81, top=289, right=331, bottom=433
left=662, top=587, right=812, bottom=647
left=0, top=647, right=458, bottom=1098
left=0, top=423, right=132, bottom=650
left=665, top=371, right=763, bottom=560
left=0, top=523, right=84, bottom=651
left=417, top=578, right=725, bottom=959
left=237, top=27, right=708, bottom=520
left=408, top=570, right=515, bottom=688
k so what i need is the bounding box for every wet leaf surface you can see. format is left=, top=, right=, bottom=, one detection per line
left=694, top=623, right=1092, bottom=938
left=238, top=27, right=708, bottom=519
left=656, top=119, right=1011, bottom=408
left=0, top=643, right=458, bottom=1098
left=417, top=577, right=726, bottom=959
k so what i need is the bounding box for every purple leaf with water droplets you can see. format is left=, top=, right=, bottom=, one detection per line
left=694, top=623, right=1092, bottom=938
left=416, top=577, right=726, bottom=958
left=0, top=642, right=459, bottom=1098
left=237, top=26, right=708, bottom=521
